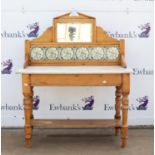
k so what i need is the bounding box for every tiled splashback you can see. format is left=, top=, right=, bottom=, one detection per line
left=30, top=46, right=120, bottom=61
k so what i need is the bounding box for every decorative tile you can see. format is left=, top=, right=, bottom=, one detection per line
left=91, top=47, right=104, bottom=60
left=60, top=47, right=74, bottom=60
left=30, top=46, right=119, bottom=61
left=105, top=47, right=119, bottom=60
left=45, top=47, right=58, bottom=60
left=76, top=47, right=89, bottom=60
left=31, top=47, right=45, bottom=60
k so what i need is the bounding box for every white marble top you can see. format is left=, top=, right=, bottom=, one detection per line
left=16, top=66, right=132, bottom=74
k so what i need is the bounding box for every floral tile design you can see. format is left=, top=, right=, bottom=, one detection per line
left=31, top=46, right=120, bottom=61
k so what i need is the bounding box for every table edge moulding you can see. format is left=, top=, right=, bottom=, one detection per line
left=16, top=11, right=132, bottom=148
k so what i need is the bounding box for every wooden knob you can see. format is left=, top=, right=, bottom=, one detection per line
left=102, top=80, right=107, bottom=84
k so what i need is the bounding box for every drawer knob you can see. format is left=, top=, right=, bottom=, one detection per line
left=102, top=80, right=107, bottom=84
left=24, top=83, right=28, bottom=86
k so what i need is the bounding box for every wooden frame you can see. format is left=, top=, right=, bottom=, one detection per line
left=29, top=42, right=122, bottom=66
left=21, top=12, right=130, bottom=148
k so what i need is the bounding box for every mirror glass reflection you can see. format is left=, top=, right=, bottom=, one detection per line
left=57, top=23, right=92, bottom=42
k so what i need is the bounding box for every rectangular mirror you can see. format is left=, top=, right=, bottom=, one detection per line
left=57, top=23, right=92, bottom=42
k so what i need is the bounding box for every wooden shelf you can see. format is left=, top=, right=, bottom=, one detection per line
left=31, top=119, right=121, bottom=129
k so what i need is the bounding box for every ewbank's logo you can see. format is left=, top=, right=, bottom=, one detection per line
left=1, top=59, right=13, bottom=74
left=27, top=22, right=39, bottom=38
left=138, top=23, right=151, bottom=38
left=82, top=96, right=94, bottom=110
left=49, top=95, right=95, bottom=111
left=108, top=23, right=151, bottom=39
left=136, top=96, right=149, bottom=110
left=1, top=22, right=40, bottom=38
left=132, top=68, right=154, bottom=75
left=33, top=95, right=40, bottom=110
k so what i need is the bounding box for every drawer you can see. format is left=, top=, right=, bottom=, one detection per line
left=30, top=74, right=122, bottom=86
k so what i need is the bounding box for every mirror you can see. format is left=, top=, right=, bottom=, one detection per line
left=57, top=23, right=92, bottom=42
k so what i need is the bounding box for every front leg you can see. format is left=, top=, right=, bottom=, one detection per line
left=121, top=74, right=130, bottom=148
left=22, top=74, right=33, bottom=147
left=115, top=86, right=122, bottom=136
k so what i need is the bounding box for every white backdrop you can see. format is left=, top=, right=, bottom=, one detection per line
left=1, top=0, right=154, bottom=127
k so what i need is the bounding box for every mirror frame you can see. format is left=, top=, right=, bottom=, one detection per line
left=53, top=14, right=96, bottom=43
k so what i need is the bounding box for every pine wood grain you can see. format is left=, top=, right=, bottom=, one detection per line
left=31, top=119, right=121, bottom=129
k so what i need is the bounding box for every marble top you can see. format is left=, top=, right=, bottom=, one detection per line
left=16, top=66, right=132, bottom=74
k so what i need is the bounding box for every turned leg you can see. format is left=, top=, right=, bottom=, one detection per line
left=121, top=74, right=130, bottom=148
left=115, top=86, right=122, bottom=136
left=22, top=75, right=33, bottom=147
left=30, top=87, right=34, bottom=130
left=121, top=92, right=129, bottom=147
left=31, top=87, right=34, bottom=120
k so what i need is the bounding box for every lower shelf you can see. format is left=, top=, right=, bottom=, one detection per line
left=31, top=119, right=121, bottom=128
